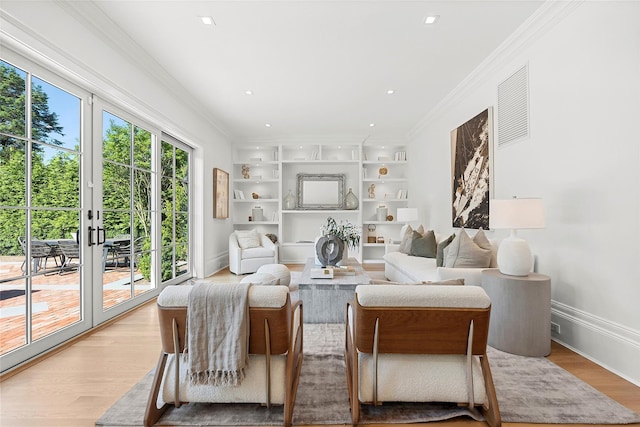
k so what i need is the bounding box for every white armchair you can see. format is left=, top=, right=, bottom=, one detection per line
left=229, top=230, right=278, bottom=275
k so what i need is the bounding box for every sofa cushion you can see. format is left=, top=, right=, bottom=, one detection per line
left=410, top=230, right=437, bottom=258
left=383, top=251, right=439, bottom=282
left=241, top=246, right=275, bottom=259
left=443, top=228, right=492, bottom=268
left=356, top=284, right=491, bottom=308
left=158, top=283, right=289, bottom=308
left=436, top=234, right=456, bottom=267
left=398, top=225, right=414, bottom=254
left=235, top=229, right=261, bottom=249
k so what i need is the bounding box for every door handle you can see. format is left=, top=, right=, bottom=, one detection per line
left=87, top=226, right=95, bottom=247
left=97, top=227, right=106, bottom=245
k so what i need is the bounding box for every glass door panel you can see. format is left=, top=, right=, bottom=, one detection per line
left=1, top=57, right=88, bottom=370
left=101, top=111, right=156, bottom=312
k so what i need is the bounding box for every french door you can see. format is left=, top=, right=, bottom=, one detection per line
left=0, top=55, right=93, bottom=372
left=0, top=51, right=192, bottom=373
left=91, top=103, right=159, bottom=323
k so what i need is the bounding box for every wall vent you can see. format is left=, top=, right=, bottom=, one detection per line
left=497, top=64, right=529, bottom=146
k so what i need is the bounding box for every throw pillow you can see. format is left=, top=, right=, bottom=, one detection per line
left=436, top=234, right=456, bottom=267
left=410, top=230, right=437, bottom=258
left=472, top=228, right=492, bottom=251
left=416, top=224, right=425, bottom=236
left=398, top=225, right=414, bottom=254
left=443, top=228, right=492, bottom=268
left=421, top=278, right=465, bottom=286
left=235, top=229, right=261, bottom=249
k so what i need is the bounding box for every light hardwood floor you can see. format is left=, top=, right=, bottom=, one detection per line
left=1, top=265, right=639, bottom=427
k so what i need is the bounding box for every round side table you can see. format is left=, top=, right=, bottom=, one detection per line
left=481, top=269, right=551, bottom=357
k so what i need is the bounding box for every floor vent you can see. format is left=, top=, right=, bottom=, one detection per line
left=498, top=64, right=529, bottom=146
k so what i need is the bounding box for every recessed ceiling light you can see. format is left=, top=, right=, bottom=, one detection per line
left=425, top=15, right=439, bottom=25
left=265, top=123, right=271, bottom=128
left=200, top=16, right=215, bottom=25
left=245, top=90, right=253, bottom=95
left=387, top=90, right=395, bottom=95
left=369, top=123, right=375, bottom=127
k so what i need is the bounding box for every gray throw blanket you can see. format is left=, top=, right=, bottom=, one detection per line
left=186, top=282, right=252, bottom=386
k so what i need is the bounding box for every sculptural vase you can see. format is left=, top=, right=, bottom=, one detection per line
left=314, top=235, right=347, bottom=267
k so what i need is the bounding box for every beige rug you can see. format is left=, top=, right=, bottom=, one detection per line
left=97, top=322, right=640, bottom=426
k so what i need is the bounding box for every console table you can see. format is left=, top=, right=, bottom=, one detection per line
left=297, top=258, right=370, bottom=323
left=481, top=269, right=551, bottom=357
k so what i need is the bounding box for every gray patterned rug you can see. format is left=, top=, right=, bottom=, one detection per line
left=97, top=323, right=640, bottom=426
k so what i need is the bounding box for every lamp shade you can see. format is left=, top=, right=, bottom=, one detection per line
left=489, top=198, right=545, bottom=230
left=396, top=208, right=418, bottom=223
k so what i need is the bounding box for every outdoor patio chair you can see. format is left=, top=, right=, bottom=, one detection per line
left=57, top=240, right=80, bottom=274
left=18, top=237, right=52, bottom=273
left=108, top=236, right=143, bottom=269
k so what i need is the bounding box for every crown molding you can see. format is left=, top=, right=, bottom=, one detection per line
left=406, top=0, right=584, bottom=141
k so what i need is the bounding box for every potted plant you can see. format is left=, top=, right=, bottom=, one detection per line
left=321, top=217, right=361, bottom=250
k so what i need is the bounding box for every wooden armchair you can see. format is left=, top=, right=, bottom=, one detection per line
left=345, top=284, right=500, bottom=427
left=144, top=284, right=303, bottom=427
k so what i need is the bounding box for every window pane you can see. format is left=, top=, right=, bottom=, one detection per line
left=0, top=278, right=28, bottom=355
left=161, top=141, right=173, bottom=178
left=176, top=180, right=188, bottom=212
left=134, top=210, right=150, bottom=251
left=175, top=147, right=188, bottom=180
left=176, top=213, right=188, bottom=245
left=176, top=244, right=188, bottom=277
left=104, top=211, right=130, bottom=240
left=103, top=111, right=130, bottom=165
left=31, top=76, right=80, bottom=150
left=0, top=138, right=26, bottom=207
left=32, top=144, right=79, bottom=209
left=161, top=177, right=173, bottom=209
left=103, top=162, right=131, bottom=211
left=161, top=248, right=174, bottom=282
left=134, top=170, right=151, bottom=213
left=0, top=60, right=27, bottom=139
left=133, top=126, right=151, bottom=171
left=0, top=209, right=25, bottom=282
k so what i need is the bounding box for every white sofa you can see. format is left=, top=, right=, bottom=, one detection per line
left=383, top=232, right=501, bottom=286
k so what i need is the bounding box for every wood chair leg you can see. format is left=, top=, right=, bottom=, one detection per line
left=480, top=354, right=502, bottom=427
left=144, top=352, right=170, bottom=427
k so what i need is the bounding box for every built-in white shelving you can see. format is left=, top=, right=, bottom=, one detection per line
left=231, top=141, right=407, bottom=263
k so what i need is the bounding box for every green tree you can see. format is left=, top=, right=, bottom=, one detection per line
left=0, top=63, right=66, bottom=256
left=0, top=64, right=64, bottom=157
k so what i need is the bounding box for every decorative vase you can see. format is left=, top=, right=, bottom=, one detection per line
left=314, top=235, right=345, bottom=267
left=283, top=189, right=295, bottom=210
left=344, top=188, right=358, bottom=210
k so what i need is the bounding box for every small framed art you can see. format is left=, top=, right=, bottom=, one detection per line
left=213, top=168, right=229, bottom=218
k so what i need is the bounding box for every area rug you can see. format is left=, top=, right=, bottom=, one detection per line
left=97, top=324, right=640, bottom=426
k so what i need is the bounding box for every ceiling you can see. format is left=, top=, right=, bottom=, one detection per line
left=82, top=1, right=544, bottom=141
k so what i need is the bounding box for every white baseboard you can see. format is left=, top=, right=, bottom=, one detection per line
left=204, top=252, right=228, bottom=278
left=551, top=300, right=640, bottom=386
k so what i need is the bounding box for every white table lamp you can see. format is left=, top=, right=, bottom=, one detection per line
left=490, top=197, right=545, bottom=276
left=396, top=208, right=419, bottom=238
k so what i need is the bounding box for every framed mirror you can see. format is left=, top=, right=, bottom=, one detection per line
left=297, top=173, right=345, bottom=210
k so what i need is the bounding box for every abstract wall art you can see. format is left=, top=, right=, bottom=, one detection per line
left=450, top=108, right=493, bottom=229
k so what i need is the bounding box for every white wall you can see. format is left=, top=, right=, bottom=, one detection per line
left=407, top=1, right=640, bottom=384
left=0, top=1, right=233, bottom=278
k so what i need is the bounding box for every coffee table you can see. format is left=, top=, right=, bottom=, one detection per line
left=297, top=257, right=370, bottom=323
